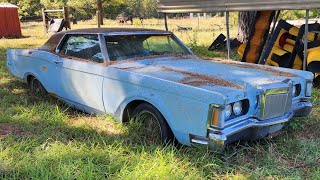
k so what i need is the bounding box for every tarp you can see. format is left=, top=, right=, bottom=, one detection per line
left=0, top=4, right=22, bottom=37
left=157, top=0, right=320, bottom=13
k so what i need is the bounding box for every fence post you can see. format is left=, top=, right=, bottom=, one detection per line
left=97, top=10, right=101, bottom=28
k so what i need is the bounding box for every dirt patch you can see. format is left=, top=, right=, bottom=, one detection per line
left=203, top=58, right=297, bottom=77
left=67, top=116, right=122, bottom=135
left=159, top=66, right=242, bottom=89
left=0, top=123, right=25, bottom=137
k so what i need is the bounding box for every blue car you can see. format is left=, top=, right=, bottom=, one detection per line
left=6, top=28, right=313, bottom=149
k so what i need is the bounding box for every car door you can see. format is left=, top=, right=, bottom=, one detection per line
left=56, top=34, right=106, bottom=114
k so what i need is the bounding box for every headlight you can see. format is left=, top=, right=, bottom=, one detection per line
left=233, top=101, right=243, bottom=116
left=225, top=104, right=232, bottom=119
left=292, top=85, right=296, bottom=96
left=306, top=81, right=313, bottom=97
left=292, top=84, right=301, bottom=97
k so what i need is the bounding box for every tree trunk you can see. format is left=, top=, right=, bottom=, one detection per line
left=97, top=0, right=103, bottom=25
left=237, top=11, right=257, bottom=43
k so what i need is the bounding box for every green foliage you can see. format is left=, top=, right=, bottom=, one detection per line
left=142, top=0, right=157, bottom=18
left=40, top=0, right=67, bottom=10
left=67, top=0, right=96, bottom=20
left=18, top=0, right=41, bottom=17
left=281, top=10, right=320, bottom=20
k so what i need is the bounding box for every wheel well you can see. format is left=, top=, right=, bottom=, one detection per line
left=26, top=74, right=34, bottom=85
left=122, top=100, right=146, bottom=123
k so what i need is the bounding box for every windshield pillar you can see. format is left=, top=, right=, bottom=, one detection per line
left=226, top=11, right=231, bottom=60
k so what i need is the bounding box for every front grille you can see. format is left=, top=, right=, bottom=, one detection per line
left=259, top=84, right=292, bottom=120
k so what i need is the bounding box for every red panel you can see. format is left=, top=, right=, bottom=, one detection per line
left=0, top=7, right=21, bottom=37
left=0, top=8, right=7, bottom=36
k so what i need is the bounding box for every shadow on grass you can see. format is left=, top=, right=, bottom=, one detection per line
left=0, top=78, right=234, bottom=178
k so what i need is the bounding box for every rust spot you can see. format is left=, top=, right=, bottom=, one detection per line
left=41, top=66, right=47, bottom=72
left=159, top=66, right=242, bottom=89
left=203, top=58, right=297, bottom=77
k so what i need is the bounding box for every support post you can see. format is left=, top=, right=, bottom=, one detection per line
left=197, top=13, right=200, bottom=30
left=226, top=11, right=231, bottom=60
left=63, top=6, right=71, bottom=29
left=42, top=8, right=47, bottom=34
left=303, top=10, right=309, bottom=71
left=164, top=13, right=168, bottom=31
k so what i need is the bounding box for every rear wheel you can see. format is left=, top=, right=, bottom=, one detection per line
left=29, top=77, right=46, bottom=94
left=132, top=103, right=174, bottom=145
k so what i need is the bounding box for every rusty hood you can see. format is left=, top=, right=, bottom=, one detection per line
left=108, top=55, right=312, bottom=95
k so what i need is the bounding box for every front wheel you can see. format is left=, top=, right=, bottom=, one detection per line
left=132, top=103, right=174, bottom=145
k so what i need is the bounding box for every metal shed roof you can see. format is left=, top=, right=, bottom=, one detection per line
left=157, top=0, right=320, bottom=13
left=0, top=3, right=18, bottom=8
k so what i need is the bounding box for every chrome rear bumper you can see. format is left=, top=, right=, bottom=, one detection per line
left=191, top=101, right=312, bottom=151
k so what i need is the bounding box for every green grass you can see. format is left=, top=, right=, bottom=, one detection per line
left=1, top=21, right=320, bottom=179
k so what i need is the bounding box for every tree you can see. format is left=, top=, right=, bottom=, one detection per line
left=125, top=0, right=144, bottom=17
left=16, top=0, right=41, bottom=17
left=143, top=0, right=157, bottom=18
left=67, top=0, right=96, bottom=20
left=237, top=11, right=257, bottom=43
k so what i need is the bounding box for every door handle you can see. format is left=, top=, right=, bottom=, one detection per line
left=53, top=59, right=63, bottom=64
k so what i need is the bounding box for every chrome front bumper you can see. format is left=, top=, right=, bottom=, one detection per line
left=191, top=101, right=312, bottom=151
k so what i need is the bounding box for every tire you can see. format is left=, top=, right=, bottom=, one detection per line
left=132, top=103, right=174, bottom=145
left=29, top=77, right=47, bottom=94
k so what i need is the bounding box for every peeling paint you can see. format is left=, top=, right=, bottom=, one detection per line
left=159, top=66, right=242, bottom=89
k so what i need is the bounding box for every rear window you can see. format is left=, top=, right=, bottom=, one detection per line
left=40, top=33, right=65, bottom=51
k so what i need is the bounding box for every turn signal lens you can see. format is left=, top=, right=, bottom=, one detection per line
left=306, top=82, right=313, bottom=97
left=211, top=109, right=220, bottom=127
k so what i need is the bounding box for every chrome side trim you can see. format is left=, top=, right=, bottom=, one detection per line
left=191, top=139, right=208, bottom=145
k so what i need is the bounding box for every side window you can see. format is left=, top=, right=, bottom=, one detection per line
left=60, top=35, right=103, bottom=63
left=143, top=35, right=187, bottom=54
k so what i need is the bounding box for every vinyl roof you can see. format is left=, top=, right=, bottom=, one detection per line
left=55, top=28, right=167, bottom=34
left=40, top=28, right=170, bottom=52
left=157, top=0, right=320, bottom=13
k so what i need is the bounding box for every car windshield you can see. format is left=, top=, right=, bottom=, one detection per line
left=105, top=34, right=191, bottom=61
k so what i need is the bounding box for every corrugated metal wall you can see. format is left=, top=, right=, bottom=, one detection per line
left=0, top=6, right=22, bottom=37
left=157, top=0, right=320, bottom=13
